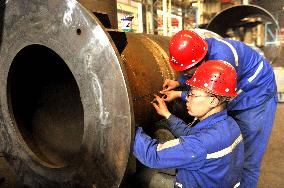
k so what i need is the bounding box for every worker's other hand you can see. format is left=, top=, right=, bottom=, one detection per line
left=162, top=79, right=180, bottom=92
left=152, top=95, right=171, bottom=119
left=159, top=90, right=182, bottom=102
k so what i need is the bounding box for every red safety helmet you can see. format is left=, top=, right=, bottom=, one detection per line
left=169, top=30, right=208, bottom=71
left=186, top=60, right=237, bottom=97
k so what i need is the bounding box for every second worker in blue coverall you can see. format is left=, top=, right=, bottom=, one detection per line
left=162, top=29, right=278, bottom=187
left=134, top=60, right=244, bottom=188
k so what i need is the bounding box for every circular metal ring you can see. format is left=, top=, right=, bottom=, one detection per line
left=0, top=0, right=133, bottom=187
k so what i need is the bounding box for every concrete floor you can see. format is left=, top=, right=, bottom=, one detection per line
left=0, top=103, right=283, bottom=187
left=258, top=103, right=284, bottom=187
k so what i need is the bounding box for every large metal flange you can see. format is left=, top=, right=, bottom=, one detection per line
left=0, top=0, right=133, bottom=187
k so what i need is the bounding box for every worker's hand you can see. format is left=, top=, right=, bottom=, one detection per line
left=162, top=79, right=180, bottom=92
left=159, top=90, right=182, bottom=102
left=152, top=95, right=171, bottom=119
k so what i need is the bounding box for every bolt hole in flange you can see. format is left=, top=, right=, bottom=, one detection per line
left=76, top=28, right=82, bottom=35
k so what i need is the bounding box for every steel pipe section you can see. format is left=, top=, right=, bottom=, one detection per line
left=0, top=0, right=133, bottom=187
left=0, top=0, right=176, bottom=187
left=117, top=32, right=176, bottom=125
left=106, top=30, right=181, bottom=127
left=207, top=5, right=280, bottom=63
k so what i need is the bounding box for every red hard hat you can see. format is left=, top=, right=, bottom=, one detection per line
left=169, top=30, right=208, bottom=71
left=186, top=60, right=237, bottom=97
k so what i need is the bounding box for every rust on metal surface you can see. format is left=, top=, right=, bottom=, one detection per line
left=119, top=32, right=176, bottom=125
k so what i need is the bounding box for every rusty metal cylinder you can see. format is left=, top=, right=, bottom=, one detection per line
left=113, top=31, right=176, bottom=125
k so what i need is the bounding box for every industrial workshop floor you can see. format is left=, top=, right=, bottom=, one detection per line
left=0, top=103, right=283, bottom=187
left=258, top=102, right=284, bottom=187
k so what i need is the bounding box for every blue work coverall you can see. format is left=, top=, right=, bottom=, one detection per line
left=134, top=110, right=244, bottom=188
left=179, top=38, right=278, bottom=187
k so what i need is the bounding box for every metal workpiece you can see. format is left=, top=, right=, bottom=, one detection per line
left=0, top=0, right=133, bottom=187
left=110, top=31, right=176, bottom=125
left=0, top=0, right=176, bottom=187
left=207, top=4, right=281, bottom=64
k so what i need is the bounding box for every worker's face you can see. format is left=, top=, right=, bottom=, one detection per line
left=186, top=87, right=215, bottom=119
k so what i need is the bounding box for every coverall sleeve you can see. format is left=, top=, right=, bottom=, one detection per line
left=177, top=74, right=192, bottom=86
left=177, top=74, right=191, bottom=102
left=133, top=127, right=207, bottom=170
left=181, top=91, right=188, bottom=102
left=167, top=115, right=192, bottom=137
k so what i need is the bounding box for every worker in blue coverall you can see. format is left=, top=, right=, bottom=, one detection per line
left=133, top=60, right=244, bottom=188
left=161, top=30, right=278, bottom=188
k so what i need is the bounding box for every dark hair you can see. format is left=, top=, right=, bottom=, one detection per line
left=213, top=95, right=231, bottom=109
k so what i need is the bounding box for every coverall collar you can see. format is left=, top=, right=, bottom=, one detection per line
left=193, top=110, right=228, bottom=130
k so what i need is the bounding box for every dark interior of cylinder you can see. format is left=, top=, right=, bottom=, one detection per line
left=7, top=44, right=84, bottom=167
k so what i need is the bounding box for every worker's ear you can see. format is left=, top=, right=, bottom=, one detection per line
left=209, top=97, right=219, bottom=108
